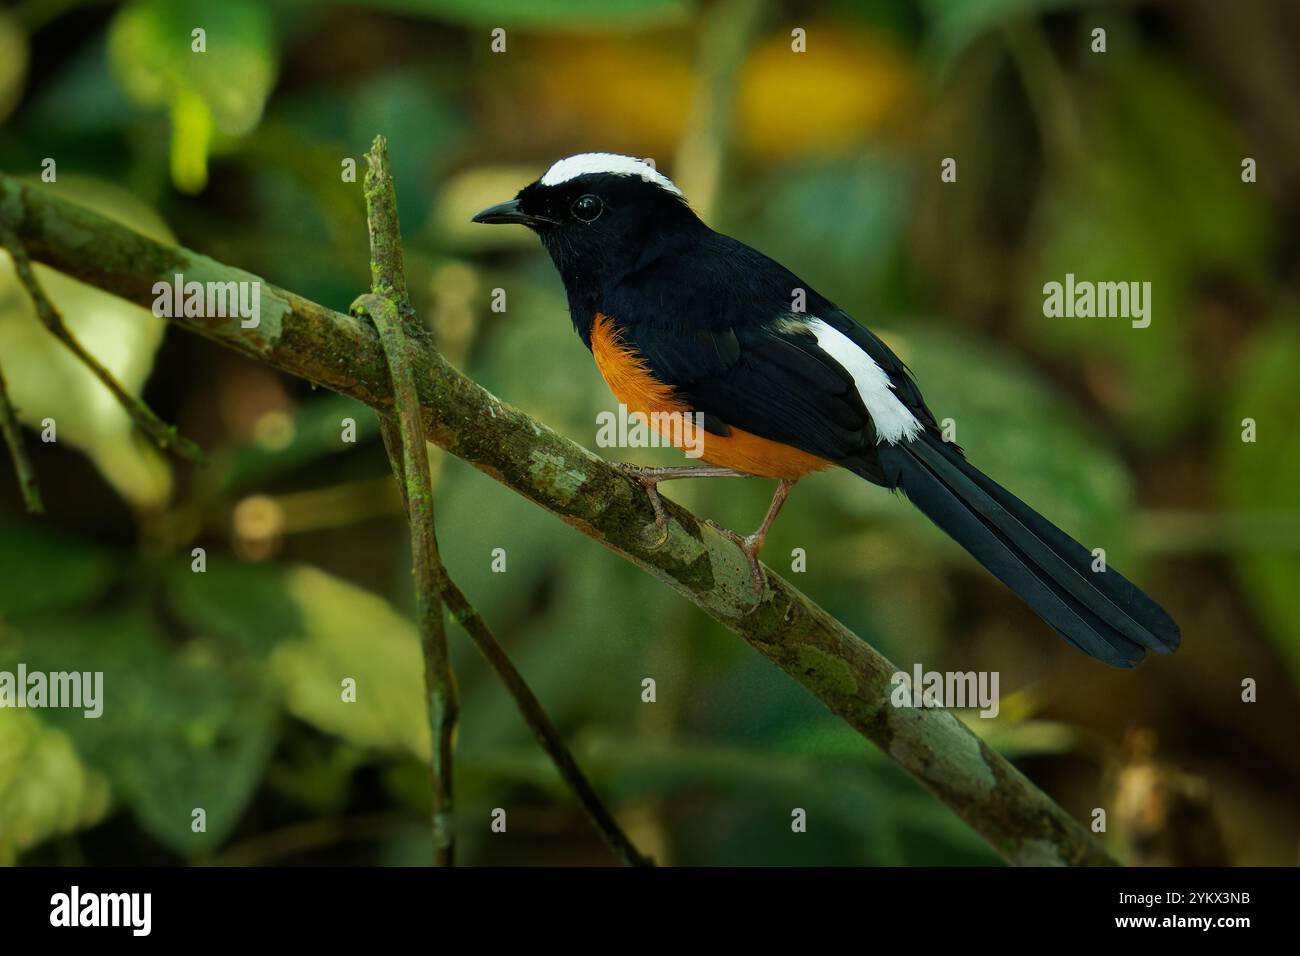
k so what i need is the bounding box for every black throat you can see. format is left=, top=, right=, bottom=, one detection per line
left=542, top=207, right=710, bottom=348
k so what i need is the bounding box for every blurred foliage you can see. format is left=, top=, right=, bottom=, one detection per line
left=0, top=707, right=111, bottom=864
left=0, top=176, right=175, bottom=506
left=1023, top=55, right=1271, bottom=441
left=0, top=12, right=27, bottom=124
left=0, top=0, right=1297, bottom=866
left=1221, top=319, right=1300, bottom=682
left=109, top=0, right=277, bottom=191
left=351, top=0, right=695, bottom=30
left=921, top=0, right=1087, bottom=64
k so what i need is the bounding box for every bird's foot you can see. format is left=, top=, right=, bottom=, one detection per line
left=614, top=462, right=751, bottom=550
left=615, top=463, right=671, bottom=548
left=704, top=519, right=767, bottom=612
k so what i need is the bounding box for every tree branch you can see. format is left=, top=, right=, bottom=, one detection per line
left=0, top=169, right=1117, bottom=866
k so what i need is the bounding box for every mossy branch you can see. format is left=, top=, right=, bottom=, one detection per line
left=0, top=168, right=1117, bottom=867
left=355, top=134, right=458, bottom=866
left=361, top=290, right=460, bottom=866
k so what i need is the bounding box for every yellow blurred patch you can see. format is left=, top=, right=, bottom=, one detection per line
left=518, top=23, right=916, bottom=163
left=0, top=709, right=111, bottom=863
left=738, top=25, right=919, bottom=159
left=529, top=33, right=695, bottom=157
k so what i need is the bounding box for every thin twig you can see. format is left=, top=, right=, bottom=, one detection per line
left=362, top=137, right=420, bottom=334
left=380, top=397, right=652, bottom=867
left=0, top=224, right=205, bottom=465
left=359, top=135, right=651, bottom=867
left=0, top=362, right=42, bottom=513
left=378, top=405, right=652, bottom=870
left=373, top=301, right=459, bottom=866
left=356, top=135, right=458, bottom=867
left=441, top=577, right=655, bottom=866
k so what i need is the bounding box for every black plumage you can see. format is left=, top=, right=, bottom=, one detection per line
left=473, top=160, right=1181, bottom=667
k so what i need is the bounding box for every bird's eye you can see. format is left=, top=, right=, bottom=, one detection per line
left=571, top=194, right=603, bottom=223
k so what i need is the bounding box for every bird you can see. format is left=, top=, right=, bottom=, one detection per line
left=472, top=152, right=1180, bottom=668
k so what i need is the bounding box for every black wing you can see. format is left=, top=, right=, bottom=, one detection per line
left=619, top=316, right=870, bottom=461
left=602, top=232, right=938, bottom=468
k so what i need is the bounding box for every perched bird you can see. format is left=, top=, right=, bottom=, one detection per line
left=473, top=153, right=1180, bottom=667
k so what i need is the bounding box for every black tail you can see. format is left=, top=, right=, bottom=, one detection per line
left=872, top=434, right=1180, bottom=668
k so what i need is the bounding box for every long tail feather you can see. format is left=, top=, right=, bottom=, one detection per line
left=873, top=435, right=1180, bottom=668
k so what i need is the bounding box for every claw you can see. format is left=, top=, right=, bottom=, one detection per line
left=637, top=477, right=671, bottom=548
left=616, top=463, right=670, bottom=548
left=704, top=519, right=767, bottom=611
left=612, top=463, right=774, bottom=569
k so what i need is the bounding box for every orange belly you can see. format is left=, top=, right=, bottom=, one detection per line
left=589, top=313, right=832, bottom=480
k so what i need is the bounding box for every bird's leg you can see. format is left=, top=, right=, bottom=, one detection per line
left=614, top=463, right=751, bottom=547
left=706, top=479, right=797, bottom=607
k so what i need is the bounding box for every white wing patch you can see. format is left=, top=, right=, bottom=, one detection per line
left=806, top=318, right=923, bottom=445
left=540, top=153, right=683, bottom=196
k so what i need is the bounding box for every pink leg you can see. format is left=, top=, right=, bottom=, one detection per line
left=615, top=462, right=752, bottom=547
left=706, top=478, right=797, bottom=605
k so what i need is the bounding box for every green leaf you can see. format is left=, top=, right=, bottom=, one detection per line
left=1220, top=319, right=1300, bottom=681
left=169, top=84, right=215, bottom=193
left=267, top=566, right=429, bottom=758
left=108, top=0, right=278, bottom=191
left=168, top=559, right=429, bottom=758
left=0, top=177, right=175, bottom=507
left=7, top=609, right=277, bottom=856
left=165, top=556, right=306, bottom=656
left=0, top=709, right=112, bottom=864
left=0, top=525, right=117, bottom=620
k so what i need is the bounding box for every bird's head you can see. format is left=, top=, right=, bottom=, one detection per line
left=471, top=153, right=702, bottom=283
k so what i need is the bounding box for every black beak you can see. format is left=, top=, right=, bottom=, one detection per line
left=471, top=198, right=535, bottom=226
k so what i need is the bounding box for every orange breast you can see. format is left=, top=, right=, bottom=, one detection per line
left=589, top=313, right=832, bottom=480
